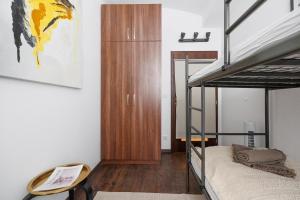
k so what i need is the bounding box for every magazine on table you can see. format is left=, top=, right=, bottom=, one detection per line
left=33, top=164, right=83, bottom=191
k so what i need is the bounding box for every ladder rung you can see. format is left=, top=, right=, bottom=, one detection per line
left=191, top=126, right=201, bottom=133
left=190, top=143, right=203, bottom=160
left=188, top=61, right=214, bottom=65
left=189, top=106, right=202, bottom=112
left=191, top=132, right=266, bottom=136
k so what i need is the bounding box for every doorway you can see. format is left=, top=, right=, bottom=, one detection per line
left=171, top=51, right=219, bottom=152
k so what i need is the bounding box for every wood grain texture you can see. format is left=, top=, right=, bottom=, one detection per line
left=101, top=5, right=132, bottom=41
left=73, top=153, right=201, bottom=200
left=132, top=4, right=161, bottom=41
left=101, top=42, right=162, bottom=162
left=171, top=51, right=218, bottom=60
left=131, top=42, right=161, bottom=161
left=101, top=4, right=162, bottom=163
left=101, top=160, right=160, bottom=165
left=101, top=42, right=132, bottom=161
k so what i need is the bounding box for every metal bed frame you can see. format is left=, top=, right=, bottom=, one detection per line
left=185, top=0, right=300, bottom=199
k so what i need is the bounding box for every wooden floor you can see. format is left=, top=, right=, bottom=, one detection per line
left=75, top=152, right=201, bottom=199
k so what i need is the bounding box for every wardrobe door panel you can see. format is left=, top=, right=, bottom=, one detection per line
left=102, top=5, right=132, bottom=41
left=131, top=42, right=161, bottom=161
left=133, top=4, right=161, bottom=41
left=101, top=42, right=132, bottom=160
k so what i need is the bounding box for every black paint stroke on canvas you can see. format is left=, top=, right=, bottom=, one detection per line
left=11, top=0, right=36, bottom=63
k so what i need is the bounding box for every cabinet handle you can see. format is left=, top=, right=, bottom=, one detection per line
left=127, top=27, right=130, bottom=40
left=133, top=94, right=136, bottom=105
left=126, top=94, right=130, bottom=105
left=133, top=27, right=136, bottom=40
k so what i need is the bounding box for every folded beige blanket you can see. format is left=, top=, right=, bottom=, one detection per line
left=251, top=163, right=296, bottom=178
left=236, top=149, right=286, bottom=165
left=232, top=144, right=252, bottom=154
left=232, top=144, right=252, bottom=163
left=232, top=144, right=296, bottom=178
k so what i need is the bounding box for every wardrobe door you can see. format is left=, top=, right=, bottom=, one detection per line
left=132, top=4, right=161, bottom=41
left=131, top=42, right=161, bottom=161
left=102, top=5, right=132, bottom=41
left=101, top=42, right=132, bottom=161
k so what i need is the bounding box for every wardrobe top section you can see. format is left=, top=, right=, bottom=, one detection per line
left=101, top=4, right=162, bottom=42
left=102, top=4, right=162, bottom=5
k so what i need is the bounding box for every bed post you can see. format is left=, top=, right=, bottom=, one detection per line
left=224, top=0, right=230, bottom=66
left=185, top=56, right=191, bottom=193
left=265, top=88, right=270, bottom=148
left=290, top=0, right=294, bottom=11
left=201, top=83, right=206, bottom=191
left=216, top=88, right=219, bottom=145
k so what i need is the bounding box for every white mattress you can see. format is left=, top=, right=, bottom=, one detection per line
left=188, top=59, right=224, bottom=82
left=189, top=9, right=300, bottom=83
left=191, top=157, right=219, bottom=200
left=191, top=146, right=300, bottom=200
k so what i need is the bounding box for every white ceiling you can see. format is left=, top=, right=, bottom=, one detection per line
left=103, top=0, right=216, bottom=15
left=102, top=0, right=223, bottom=27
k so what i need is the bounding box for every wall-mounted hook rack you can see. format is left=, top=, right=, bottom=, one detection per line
left=178, top=32, right=211, bottom=43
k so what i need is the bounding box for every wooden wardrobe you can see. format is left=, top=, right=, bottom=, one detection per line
left=101, top=4, right=161, bottom=164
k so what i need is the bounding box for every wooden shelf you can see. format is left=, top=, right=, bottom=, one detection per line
left=179, top=137, right=208, bottom=142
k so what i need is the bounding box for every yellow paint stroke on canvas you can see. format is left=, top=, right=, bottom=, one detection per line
left=27, top=0, right=74, bottom=66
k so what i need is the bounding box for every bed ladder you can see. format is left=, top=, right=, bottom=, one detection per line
left=185, top=55, right=270, bottom=197
left=185, top=56, right=206, bottom=193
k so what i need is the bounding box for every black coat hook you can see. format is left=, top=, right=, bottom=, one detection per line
left=180, top=32, right=186, bottom=40
left=178, top=32, right=211, bottom=43
left=193, top=32, right=199, bottom=40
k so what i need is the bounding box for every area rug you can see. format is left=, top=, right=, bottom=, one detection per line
left=94, top=192, right=205, bottom=200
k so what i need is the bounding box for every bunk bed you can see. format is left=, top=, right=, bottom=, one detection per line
left=186, top=1, right=300, bottom=200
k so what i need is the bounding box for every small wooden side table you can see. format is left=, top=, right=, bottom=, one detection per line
left=23, top=163, right=93, bottom=200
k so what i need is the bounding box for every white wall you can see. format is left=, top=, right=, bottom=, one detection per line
left=220, top=0, right=300, bottom=156
left=230, top=0, right=290, bottom=46
left=221, top=88, right=266, bottom=147
left=270, top=89, right=300, bottom=161
left=175, top=62, right=216, bottom=138
left=0, top=0, right=102, bottom=199
left=161, top=7, right=222, bottom=149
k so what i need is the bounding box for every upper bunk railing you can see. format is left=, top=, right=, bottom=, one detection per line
left=226, top=0, right=267, bottom=35
left=186, top=0, right=300, bottom=89
left=224, top=0, right=295, bottom=67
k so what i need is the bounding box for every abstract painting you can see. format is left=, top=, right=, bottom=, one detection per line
left=0, top=0, right=81, bottom=88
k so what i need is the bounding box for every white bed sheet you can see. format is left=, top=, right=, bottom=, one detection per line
left=191, top=157, right=219, bottom=200
left=191, top=146, right=300, bottom=200
left=188, top=59, right=224, bottom=83
left=189, top=9, right=300, bottom=83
